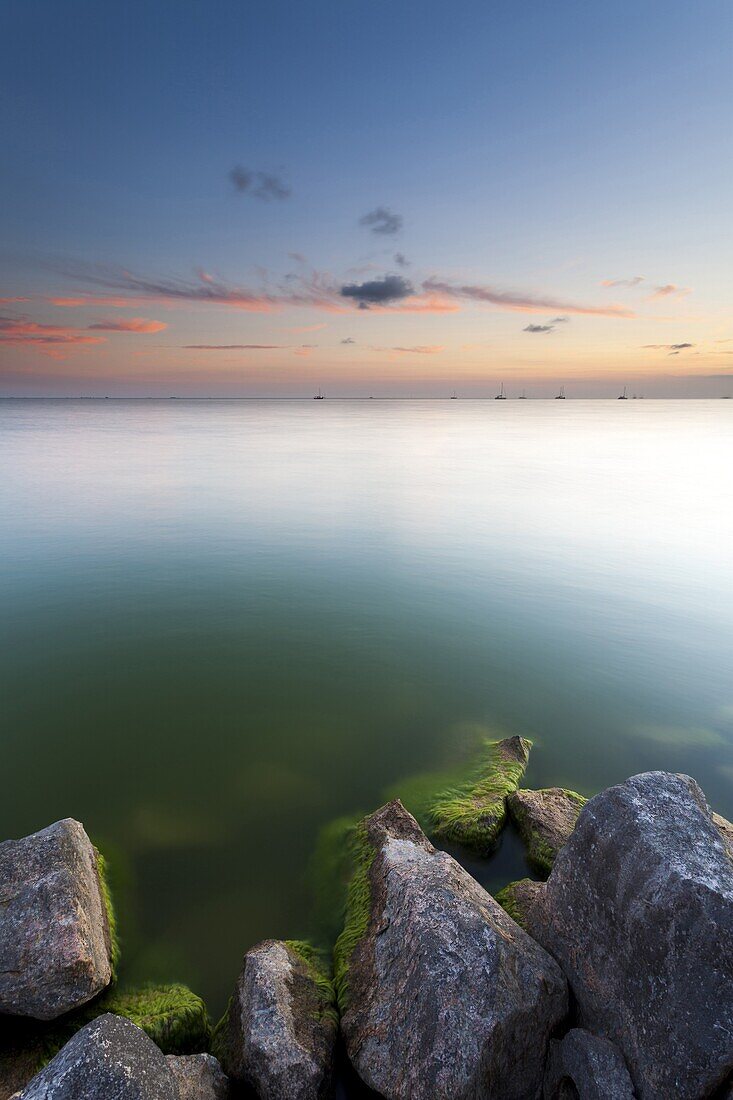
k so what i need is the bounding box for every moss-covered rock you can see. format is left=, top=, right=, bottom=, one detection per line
left=494, top=878, right=546, bottom=936
left=94, top=850, right=121, bottom=980
left=416, top=734, right=530, bottom=853
left=507, top=786, right=587, bottom=875
left=333, top=822, right=376, bottom=1014
left=0, top=982, right=209, bottom=1098
left=213, top=939, right=336, bottom=1098
left=306, top=814, right=361, bottom=948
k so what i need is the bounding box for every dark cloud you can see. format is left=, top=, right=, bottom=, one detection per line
left=601, top=276, right=645, bottom=288
left=524, top=324, right=554, bottom=333
left=229, top=166, right=291, bottom=200
left=340, top=274, right=413, bottom=309
left=341, top=337, right=356, bottom=344
left=642, top=342, right=694, bottom=351
left=394, top=252, right=409, bottom=267
left=288, top=252, right=306, bottom=263
left=552, top=316, right=569, bottom=323
left=359, top=207, right=402, bottom=236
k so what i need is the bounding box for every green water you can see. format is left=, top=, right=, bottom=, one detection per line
left=1, top=399, right=732, bottom=1015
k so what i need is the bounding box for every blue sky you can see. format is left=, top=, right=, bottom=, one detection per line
left=2, top=0, right=732, bottom=395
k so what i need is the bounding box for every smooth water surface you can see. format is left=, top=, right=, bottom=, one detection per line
left=2, top=399, right=732, bottom=1012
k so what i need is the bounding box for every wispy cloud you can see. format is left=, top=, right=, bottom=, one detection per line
left=88, top=317, right=167, bottom=333
left=424, top=278, right=634, bottom=318
left=642, top=342, right=695, bottom=356
left=341, top=337, right=356, bottom=344
left=229, top=166, right=291, bottom=200
left=524, top=324, right=554, bottom=333
left=182, top=344, right=284, bottom=350
left=601, top=276, right=645, bottom=288
left=648, top=284, right=691, bottom=300
left=394, top=252, right=409, bottom=267
left=359, top=207, right=402, bottom=235
left=552, top=316, right=569, bottom=323
left=341, top=274, right=413, bottom=308
left=387, top=345, right=444, bottom=354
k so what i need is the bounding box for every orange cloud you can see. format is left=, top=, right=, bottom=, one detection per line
left=647, top=284, right=691, bottom=300
left=423, top=279, right=634, bottom=318
left=87, top=317, right=167, bottom=333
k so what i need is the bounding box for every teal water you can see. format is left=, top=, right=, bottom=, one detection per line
left=1, top=399, right=732, bottom=1014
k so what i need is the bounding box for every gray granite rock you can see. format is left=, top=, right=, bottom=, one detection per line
left=714, top=811, right=733, bottom=856
left=218, top=939, right=336, bottom=1099
left=532, top=771, right=733, bottom=1100
left=337, top=800, right=568, bottom=1100
left=14, top=1014, right=177, bottom=1099
left=0, top=819, right=113, bottom=1020
left=543, top=1029, right=635, bottom=1099
left=166, top=1053, right=229, bottom=1099
left=507, top=787, right=587, bottom=874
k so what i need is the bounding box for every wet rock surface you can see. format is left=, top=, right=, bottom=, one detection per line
left=338, top=800, right=568, bottom=1100
left=14, top=1014, right=177, bottom=1099
left=532, top=771, right=733, bottom=1100
left=493, top=877, right=546, bottom=938
left=0, top=819, right=113, bottom=1020
left=543, top=1029, right=635, bottom=1099
left=507, top=787, right=586, bottom=874
left=166, top=1053, right=230, bottom=1099
left=217, top=939, right=336, bottom=1099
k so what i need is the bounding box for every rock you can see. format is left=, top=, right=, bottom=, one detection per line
left=404, top=735, right=533, bottom=855
left=335, top=800, right=568, bottom=1100
left=507, top=787, right=587, bottom=875
left=494, top=877, right=546, bottom=937
left=215, top=939, right=336, bottom=1099
left=532, top=771, right=733, bottom=1100
left=0, top=819, right=114, bottom=1019
left=166, top=1053, right=230, bottom=1099
left=14, top=1014, right=177, bottom=1099
left=543, top=1029, right=635, bottom=1099
left=713, top=811, right=733, bottom=856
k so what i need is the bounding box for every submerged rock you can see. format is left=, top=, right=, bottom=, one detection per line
left=532, top=771, right=733, bottom=1100
left=216, top=939, right=337, bottom=1099
left=15, top=1014, right=177, bottom=1099
left=396, top=735, right=532, bottom=855
left=336, top=800, right=568, bottom=1100
left=507, top=787, right=587, bottom=875
left=543, top=1029, right=635, bottom=1100
left=0, top=819, right=114, bottom=1020
left=493, top=877, right=546, bottom=937
left=166, top=1053, right=230, bottom=1099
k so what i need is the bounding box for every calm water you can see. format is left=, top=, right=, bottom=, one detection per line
left=2, top=399, right=733, bottom=1015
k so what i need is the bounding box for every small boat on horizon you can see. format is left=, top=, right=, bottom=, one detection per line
left=618, top=386, right=628, bottom=400
left=555, top=386, right=566, bottom=399
left=518, top=390, right=527, bottom=399
left=313, top=389, right=325, bottom=400
left=495, top=383, right=507, bottom=400
left=451, top=390, right=458, bottom=399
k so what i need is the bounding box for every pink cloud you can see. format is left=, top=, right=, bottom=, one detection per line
left=647, top=284, right=691, bottom=300
left=423, top=279, right=634, bottom=318
left=87, top=317, right=168, bottom=333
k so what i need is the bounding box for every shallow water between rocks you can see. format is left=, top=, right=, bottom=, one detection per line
left=1, top=398, right=732, bottom=1018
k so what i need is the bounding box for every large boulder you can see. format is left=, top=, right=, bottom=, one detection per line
left=532, top=771, right=733, bottom=1099
left=714, top=811, right=733, bottom=856
left=215, top=939, right=336, bottom=1099
left=0, top=819, right=114, bottom=1019
left=166, top=1053, right=230, bottom=1099
left=543, top=1029, right=635, bottom=1100
left=335, top=800, right=568, bottom=1099
left=14, top=1014, right=177, bottom=1099
left=507, top=787, right=586, bottom=875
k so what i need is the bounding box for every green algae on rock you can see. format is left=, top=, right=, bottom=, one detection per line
left=283, top=941, right=338, bottom=1029
left=332, top=822, right=376, bottom=1014
left=494, top=878, right=546, bottom=936
left=417, top=736, right=533, bottom=855
left=507, top=786, right=587, bottom=875
left=93, top=850, right=120, bottom=980
left=307, top=814, right=362, bottom=949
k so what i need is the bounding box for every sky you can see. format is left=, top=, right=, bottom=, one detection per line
left=1, top=0, right=732, bottom=397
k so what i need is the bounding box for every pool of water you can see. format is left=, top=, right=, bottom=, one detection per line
left=1, top=398, right=732, bottom=1015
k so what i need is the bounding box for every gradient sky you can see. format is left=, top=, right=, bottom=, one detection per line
left=2, top=0, right=732, bottom=396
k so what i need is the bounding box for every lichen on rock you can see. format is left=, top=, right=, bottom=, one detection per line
left=494, top=877, right=546, bottom=936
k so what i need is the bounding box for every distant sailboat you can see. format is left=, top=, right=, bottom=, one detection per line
left=618, top=386, right=628, bottom=400
left=555, top=386, right=566, bottom=399
left=518, top=390, right=527, bottom=399
left=313, top=389, right=325, bottom=400
left=495, top=383, right=507, bottom=400
left=451, top=390, right=458, bottom=399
